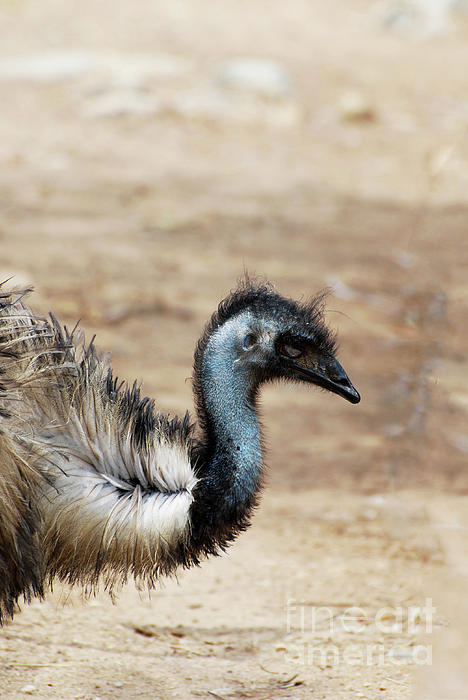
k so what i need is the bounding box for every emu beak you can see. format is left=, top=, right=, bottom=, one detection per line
left=290, top=355, right=360, bottom=404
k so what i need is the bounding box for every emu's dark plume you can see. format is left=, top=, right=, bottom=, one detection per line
left=0, top=279, right=359, bottom=623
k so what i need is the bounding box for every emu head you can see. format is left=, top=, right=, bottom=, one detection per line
left=197, top=281, right=360, bottom=405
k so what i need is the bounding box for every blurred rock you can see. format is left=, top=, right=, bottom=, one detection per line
left=339, top=91, right=376, bottom=123
left=97, top=53, right=191, bottom=88
left=450, top=434, right=468, bottom=453
left=166, top=90, right=300, bottom=128
left=163, top=91, right=229, bottom=120
left=0, top=52, right=93, bottom=82
left=83, top=83, right=301, bottom=127
left=429, top=145, right=455, bottom=177
left=83, top=89, right=160, bottom=118
left=393, top=249, right=414, bottom=269
left=383, top=423, right=405, bottom=437
left=215, top=58, right=292, bottom=98
left=386, top=647, right=418, bottom=663
left=0, top=51, right=191, bottom=86
left=361, top=507, right=378, bottom=520
left=375, top=0, right=468, bottom=35
left=327, top=275, right=357, bottom=301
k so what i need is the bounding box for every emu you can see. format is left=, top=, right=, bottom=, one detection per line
left=0, top=279, right=359, bottom=623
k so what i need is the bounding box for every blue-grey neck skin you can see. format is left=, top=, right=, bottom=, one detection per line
left=199, top=312, right=263, bottom=508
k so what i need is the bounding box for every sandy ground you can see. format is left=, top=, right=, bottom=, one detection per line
left=0, top=491, right=461, bottom=700
left=1, top=1, right=468, bottom=698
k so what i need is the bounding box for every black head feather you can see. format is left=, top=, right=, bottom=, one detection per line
left=196, top=278, right=335, bottom=358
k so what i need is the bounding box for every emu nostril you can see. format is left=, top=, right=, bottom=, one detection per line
left=336, top=374, right=350, bottom=385
left=325, top=357, right=361, bottom=404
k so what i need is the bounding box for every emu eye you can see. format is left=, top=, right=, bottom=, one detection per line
left=280, top=343, right=302, bottom=359
left=242, top=333, right=257, bottom=350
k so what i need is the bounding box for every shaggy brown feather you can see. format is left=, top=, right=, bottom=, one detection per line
left=0, top=284, right=196, bottom=619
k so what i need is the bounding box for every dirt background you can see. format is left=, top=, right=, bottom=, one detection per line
left=1, top=1, right=468, bottom=698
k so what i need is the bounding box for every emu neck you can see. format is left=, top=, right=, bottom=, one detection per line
left=197, top=315, right=262, bottom=510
